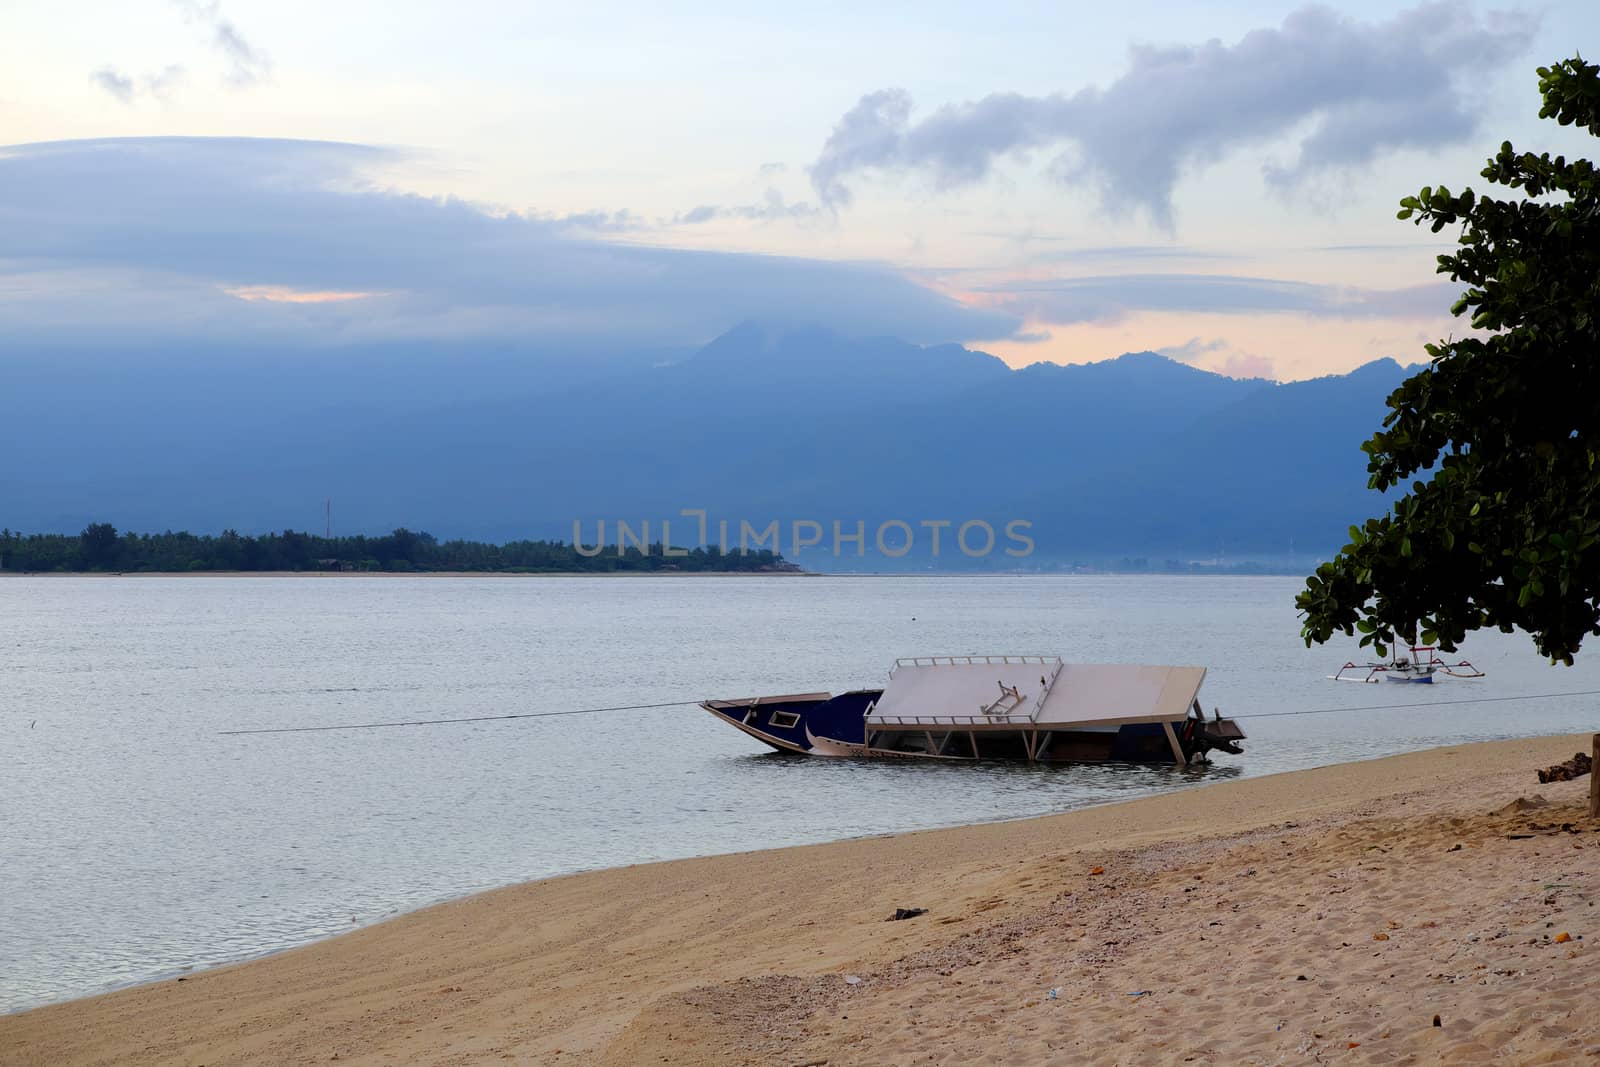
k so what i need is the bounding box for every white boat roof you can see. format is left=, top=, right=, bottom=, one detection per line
left=866, top=656, right=1206, bottom=729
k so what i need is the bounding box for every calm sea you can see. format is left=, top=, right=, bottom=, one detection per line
left=4, top=574, right=1598, bottom=1013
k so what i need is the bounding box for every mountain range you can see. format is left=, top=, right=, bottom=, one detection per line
left=1, top=324, right=1414, bottom=570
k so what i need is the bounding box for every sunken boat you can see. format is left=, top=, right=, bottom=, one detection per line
left=702, top=655, right=1245, bottom=765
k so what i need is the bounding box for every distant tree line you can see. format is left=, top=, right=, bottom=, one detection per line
left=0, top=524, right=796, bottom=574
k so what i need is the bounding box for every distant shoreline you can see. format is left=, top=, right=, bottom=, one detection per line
left=0, top=569, right=1314, bottom=579
left=0, top=569, right=816, bottom=578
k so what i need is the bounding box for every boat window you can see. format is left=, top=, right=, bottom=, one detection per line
left=768, top=711, right=801, bottom=729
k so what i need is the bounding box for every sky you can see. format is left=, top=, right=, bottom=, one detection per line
left=2, top=0, right=1596, bottom=380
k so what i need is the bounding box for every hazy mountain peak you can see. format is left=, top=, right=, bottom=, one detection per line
left=694, top=319, right=819, bottom=361
left=1345, top=356, right=1406, bottom=377
left=675, top=322, right=1006, bottom=391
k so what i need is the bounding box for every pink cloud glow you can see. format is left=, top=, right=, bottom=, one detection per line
left=222, top=285, right=382, bottom=304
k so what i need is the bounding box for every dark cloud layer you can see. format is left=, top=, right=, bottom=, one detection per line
left=810, top=2, right=1535, bottom=228
left=982, top=273, right=1456, bottom=323
left=0, top=137, right=1018, bottom=348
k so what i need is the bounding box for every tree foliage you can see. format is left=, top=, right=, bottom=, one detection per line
left=1299, top=57, right=1600, bottom=664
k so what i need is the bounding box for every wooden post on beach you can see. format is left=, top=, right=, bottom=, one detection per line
left=1590, top=734, right=1599, bottom=819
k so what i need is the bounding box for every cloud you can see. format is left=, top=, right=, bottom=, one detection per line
left=172, top=0, right=269, bottom=87
left=1157, top=336, right=1276, bottom=380
left=1156, top=337, right=1228, bottom=362
left=144, top=64, right=187, bottom=100
left=90, top=63, right=185, bottom=104
left=809, top=2, right=1534, bottom=228
left=551, top=208, right=646, bottom=232
left=0, top=137, right=1019, bottom=349
left=93, top=0, right=259, bottom=102
left=673, top=188, right=819, bottom=225
left=678, top=204, right=719, bottom=224
left=1032, top=244, right=1240, bottom=265
left=1214, top=352, right=1278, bottom=380
left=811, top=88, right=914, bottom=210
left=90, top=64, right=187, bottom=105
left=980, top=273, right=1455, bottom=324
left=89, top=67, right=136, bottom=103
left=965, top=234, right=1240, bottom=262
left=223, top=285, right=383, bottom=303
left=1312, top=242, right=1448, bottom=253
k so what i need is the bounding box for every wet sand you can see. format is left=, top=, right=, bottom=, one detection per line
left=3, top=734, right=1596, bottom=1065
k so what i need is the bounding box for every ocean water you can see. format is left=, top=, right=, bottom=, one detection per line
left=4, top=574, right=1599, bottom=1013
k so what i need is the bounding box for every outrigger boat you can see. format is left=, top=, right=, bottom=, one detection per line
left=702, top=655, right=1245, bottom=766
left=1330, top=644, right=1485, bottom=684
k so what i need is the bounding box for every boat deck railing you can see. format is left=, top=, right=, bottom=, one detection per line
left=873, top=655, right=1065, bottom=725
left=869, top=712, right=1046, bottom=726
left=889, top=654, right=1057, bottom=674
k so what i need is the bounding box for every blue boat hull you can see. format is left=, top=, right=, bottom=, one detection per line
left=702, top=691, right=876, bottom=754
left=701, top=692, right=1235, bottom=764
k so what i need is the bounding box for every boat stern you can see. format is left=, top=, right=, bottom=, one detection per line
left=1194, top=715, right=1246, bottom=756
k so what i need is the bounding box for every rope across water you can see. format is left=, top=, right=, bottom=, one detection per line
left=217, top=700, right=701, bottom=735
left=216, top=688, right=1600, bottom=736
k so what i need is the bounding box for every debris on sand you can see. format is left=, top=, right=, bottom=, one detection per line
left=1537, top=752, right=1593, bottom=784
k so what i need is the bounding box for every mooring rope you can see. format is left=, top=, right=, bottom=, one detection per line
left=217, top=700, right=701, bottom=736
left=215, top=687, right=1600, bottom=736
left=1234, top=688, right=1600, bottom=720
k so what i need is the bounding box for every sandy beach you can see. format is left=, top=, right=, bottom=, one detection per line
left=4, top=734, right=1597, bottom=1066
